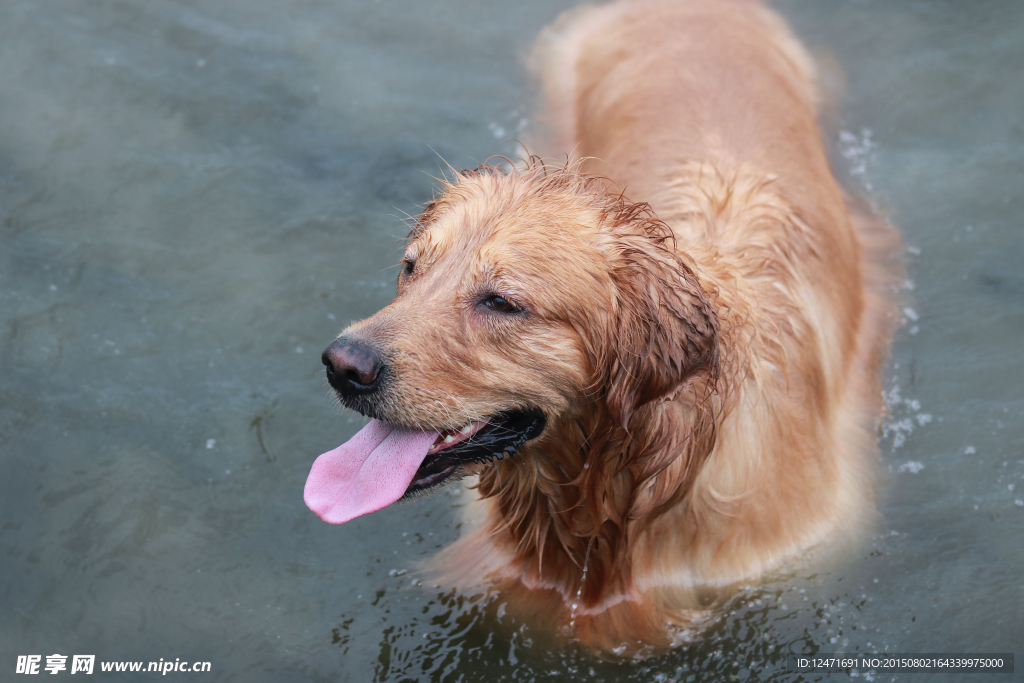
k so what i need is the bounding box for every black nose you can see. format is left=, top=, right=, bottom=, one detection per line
left=322, top=340, right=383, bottom=395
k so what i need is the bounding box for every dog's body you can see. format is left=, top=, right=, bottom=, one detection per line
left=307, top=0, right=897, bottom=655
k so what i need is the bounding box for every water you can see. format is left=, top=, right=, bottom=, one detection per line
left=1, top=0, right=1021, bottom=681
left=568, top=538, right=594, bottom=632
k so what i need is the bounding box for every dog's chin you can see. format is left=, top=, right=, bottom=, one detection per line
left=393, top=407, right=548, bottom=499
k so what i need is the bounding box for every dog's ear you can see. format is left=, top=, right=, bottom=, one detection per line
left=597, top=230, right=719, bottom=428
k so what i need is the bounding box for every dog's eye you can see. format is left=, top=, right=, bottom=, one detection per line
left=483, top=295, right=519, bottom=313
left=402, top=259, right=415, bottom=276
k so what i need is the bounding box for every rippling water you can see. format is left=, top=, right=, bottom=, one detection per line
left=1, top=1, right=1021, bottom=681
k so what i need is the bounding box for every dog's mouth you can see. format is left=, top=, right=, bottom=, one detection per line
left=408, top=409, right=546, bottom=494
left=303, top=408, right=545, bottom=525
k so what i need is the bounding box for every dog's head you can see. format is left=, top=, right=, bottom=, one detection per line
left=304, top=164, right=718, bottom=524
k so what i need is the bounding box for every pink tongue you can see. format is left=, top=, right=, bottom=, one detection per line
left=304, top=420, right=439, bottom=524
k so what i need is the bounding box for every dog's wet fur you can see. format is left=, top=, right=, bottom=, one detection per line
left=322, top=0, right=898, bottom=656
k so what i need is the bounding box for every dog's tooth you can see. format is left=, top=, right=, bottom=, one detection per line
left=460, top=423, right=474, bottom=434
left=443, top=435, right=455, bottom=444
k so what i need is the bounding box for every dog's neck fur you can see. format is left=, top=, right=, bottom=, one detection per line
left=480, top=381, right=717, bottom=592
left=451, top=369, right=718, bottom=649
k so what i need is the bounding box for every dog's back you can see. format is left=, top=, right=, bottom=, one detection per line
left=534, top=0, right=829, bottom=212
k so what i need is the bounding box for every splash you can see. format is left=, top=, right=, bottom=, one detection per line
left=568, top=538, right=596, bottom=631
left=838, top=128, right=877, bottom=192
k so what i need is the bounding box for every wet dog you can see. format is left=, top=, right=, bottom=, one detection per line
left=305, top=0, right=897, bottom=655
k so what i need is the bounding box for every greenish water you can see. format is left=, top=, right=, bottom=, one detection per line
left=1, top=1, right=1021, bottom=681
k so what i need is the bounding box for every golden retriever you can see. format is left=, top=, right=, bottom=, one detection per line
left=305, top=0, right=898, bottom=656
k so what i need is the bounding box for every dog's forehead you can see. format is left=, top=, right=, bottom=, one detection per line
left=414, top=205, right=597, bottom=281
left=413, top=184, right=598, bottom=259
